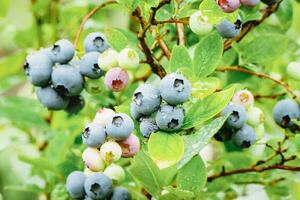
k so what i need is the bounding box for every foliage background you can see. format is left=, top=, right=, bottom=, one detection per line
left=0, top=0, right=300, bottom=199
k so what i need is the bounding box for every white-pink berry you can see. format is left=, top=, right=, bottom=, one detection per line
left=93, top=108, right=115, bottom=127
left=118, top=134, right=140, bottom=158
left=232, top=89, right=254, bottom=108
left=82, top=148, right=105, bottom=172
left=104, top=67, right=129, bottom=92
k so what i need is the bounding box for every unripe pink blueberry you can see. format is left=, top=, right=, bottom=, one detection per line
left=118, top=134, right=140, bottom=158
left=103, top=164, right=125, bottom=183
left=98, top=49, right=119, bottom=71
left=240, top=0, right=260, bottom=7
left=232, top=89, right=254, bottom=108
left=104, top=67, right=129, bottom=92
left=118, top=48, right=140, bottom=69
left=100, top=141, right=122, bottom=162
left=82, top=148, right=105, bottom=172
left=218, top=0, right=240, bottom=13
left=93, top=108, right=115, bottom=127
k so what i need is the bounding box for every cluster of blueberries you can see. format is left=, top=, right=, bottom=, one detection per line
left=215, top=90, right=265, bottom=148
left=66, top=108, right=140, bottom=199
left=130, top=73, right=191, bottom=137
left=24, top=31, right=140, bottom=113
left=189, top=0, right=278, bottom=39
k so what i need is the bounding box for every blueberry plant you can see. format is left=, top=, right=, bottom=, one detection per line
left=1, top=0, right=300, bottom=199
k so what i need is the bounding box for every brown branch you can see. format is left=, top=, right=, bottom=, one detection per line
left=254, top=93, right=286, bottom=99
left=150, top=0, right=171, bottom=24
left=176, top=23, right=185, bottom=45
left=224, top=0, right=283, bottom=51
left=155, top=19, right=189, bottom=25
left=73, top=0, right=116, bottom=49
left=216, top=66, right=297, bottom=99
left=157, top=37, right=171, bottom=59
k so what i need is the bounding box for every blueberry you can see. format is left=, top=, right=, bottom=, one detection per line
left=104, top=68, right=129, bottom=92
left=221, top=103, right=247, bottom=129
left=139, top=118, right=159, bottom=138
left=232, top=124, right=256, bottom=148
left=247, top=106, right=264, bottom=126
left=82, top=122, right=106, bottom=148
left=103, top=164, right=125, bottom=183
left=130, top=102, right=142, bottom=121
left=189, top=11, right=213, bottom=35
left=66, top=171, right=86, bottom=199
left=84, top=173, right=113, bottom=200
left=80, top=52, right=102, bottom=79
left=155, top=104, right=185, bottom=132
left=98, top=49, right=119, bottom=71
left=93, top=108, right=115, bottom=127
left=272, top=99, right=300, bottom=128
left=36, top=86, right=69, bottom=110
left=214, top=125, right=233, bottom=142
left=82, top=148, right=105, bottom=172
left=24, top=51, right=53, bottom=86
left=52, top=64, right=84, bottom=96
left=240, top=0, right=260, bottom=7
left=216, top=19, right=242, bottom=38
left=110, top=187, right=132, bottom=200
left=132, top=84, right=161, bottom=115
left=84, top=32, right=109, bottom=53
left=117, top=134, right=140, bottom=157
left=65, top=95, right=85, bottom=114
left=117, top=48, right=140, bottom=69
left=84, top=196, right=94, bottom=200
left=159, top=73, right=191, bottom=105
left=106, top=113, right=134, bottom=140
left=99, top=141, right=122, bottom=162
left=50, top=39, right=75, bottom=64
left=232, top=89, right=254, bottom=108
left=217, top=0, right=240, bottom=13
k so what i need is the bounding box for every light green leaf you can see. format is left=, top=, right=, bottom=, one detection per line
left=276, top=0, right=293, bottom=30
left=177, top=155, right=207, bottom=194
left=4, top=185, right=43, bottom=193
left=159, top=187, right=195, bottom=200
left=148, top=132, right=184, bottom=169
left=168, top=45, right=192, bottom=73
left=128, top=150, right=176, bottom=198
left=199, top=0, right=238, bottom=24
left=104, top=28, right=128, bottom=51
left=116, top=0, right=140, bottom=11
left=183, top=85, right=235, bottom=129
left=193, top=32, right=223, bottom=78
left=191, top=77, right=220, bottom=99
left=178, top=116, right=228, bottom=169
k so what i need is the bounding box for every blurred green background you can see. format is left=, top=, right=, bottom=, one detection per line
left=1, top=0, right=300, bottom=199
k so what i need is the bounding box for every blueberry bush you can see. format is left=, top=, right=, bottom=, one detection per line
left=1, top=0, right=300, bottom=199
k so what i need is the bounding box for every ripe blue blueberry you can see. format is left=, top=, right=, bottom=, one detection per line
left=84, top=32, right=109, bottom=53
left=50, top=39, right=75, bottom=64
left=106, top=113, right=134, bottom=140
left=232, top=124, right=256, bottom=148
left=82, top=122, right=106, bottom=148
left=130, top=102, right=142, bottom=121
left=132, top=84, right=161, bottom=115
left=52, top=64, right=84, bottom=96
left=214, top=125, right=233, bottom=142
left=80, top=52, right=102, bottom=79
left=140, top=118, right=159, bottom=137
left=65, top=95, right=85, bottom=114
left=36, top=86, right=69, bottom=110
left=272, top=99, right=300, bottom=128
left=66, top=171, right=86, bottom=199
left=155, top=104, right=185, bottom=132
left=110, top=187, right=132, bottom=200
left=24, top=51, right=53, bottom=87
left=221, top=103, right=247, bottom=129
left=84, top=173, right=113, bottom=200
left=216, top=19, right=242, bottom=39
left=159, top=73, right=191, bottom=105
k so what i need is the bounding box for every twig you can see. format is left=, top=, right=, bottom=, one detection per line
left=216, top=66, right=297, bottom=99
left=154, top=19, right=188, bottom=25
left=157, top=36, right=171, bottom=59
left=73, top=0, right=116, bottom=49
left=224, top=0, right=283, bottom=51
left=176, top=23, right=185, bottom=45
left=254, top=93, right=286, bottom=99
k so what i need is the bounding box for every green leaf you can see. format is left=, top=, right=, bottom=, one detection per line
left=116, top=0, right=140, bottom=11
left=199, top=0, right=238, bottom=24
left=191, top=77, right=220, bottom=99
left=193, top=32, right=223, bottom=78
left=159, top=187, right=195, bottom=200
left=148, top=132, right=184, bottom=169
left=276, top=0, right=293, bottom=30
left=104, top=28, right=128, bottom=51
left=183, top=85, right=235, bottom=129
left=168, top=45, right=192, bottom=72
left=4, top=185, right=43, bottom=193
left=177, top=156, right=207, bottom=195
left=177, top=116, right=228, bottom=169
left=128, top=150, right=176, bottom=198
